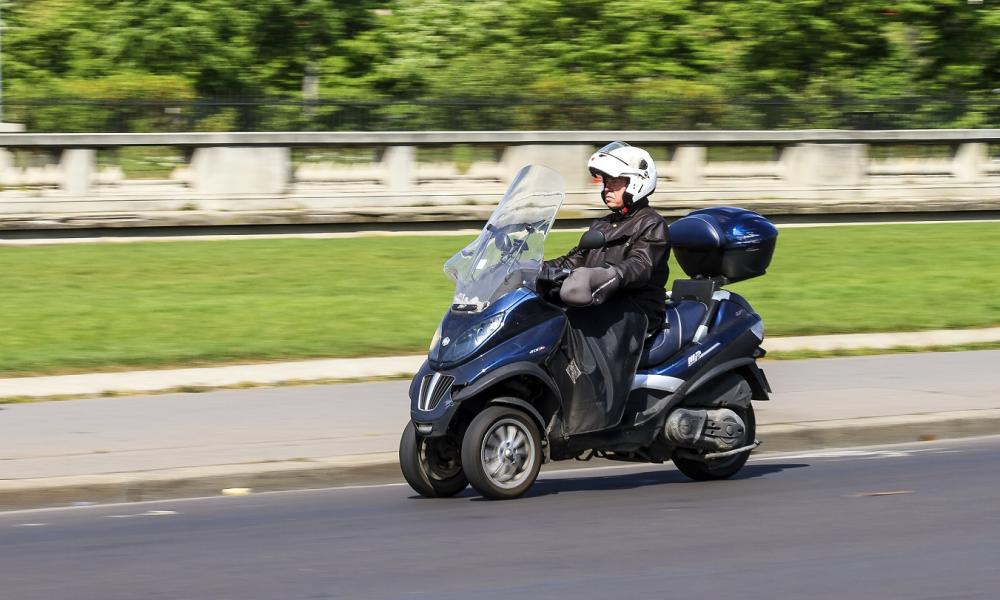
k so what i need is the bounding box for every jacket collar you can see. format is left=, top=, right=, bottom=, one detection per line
left=610, top=197, right=649, bottom=220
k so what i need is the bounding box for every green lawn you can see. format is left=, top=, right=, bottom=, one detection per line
left=1, top=222, right=998, bottom=376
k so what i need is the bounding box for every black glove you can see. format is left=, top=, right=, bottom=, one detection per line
left=537, top=266, right=571, bottom=285
left=536, top=267, right=572, bottom=302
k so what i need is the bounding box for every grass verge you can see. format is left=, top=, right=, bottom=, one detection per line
left=1, top=221, right=998, bottom=376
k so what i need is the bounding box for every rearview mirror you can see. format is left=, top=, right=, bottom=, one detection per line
left=579, top=230, right=606, bottom=250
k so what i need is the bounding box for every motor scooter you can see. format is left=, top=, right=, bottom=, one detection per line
left=399, top=165, right=777, bottom=499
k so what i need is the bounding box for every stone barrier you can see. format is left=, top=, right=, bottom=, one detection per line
left=0, top=130, right=998, bottom=229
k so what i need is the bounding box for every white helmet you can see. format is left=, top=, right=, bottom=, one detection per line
left=588, top=141, right=657, bottom=207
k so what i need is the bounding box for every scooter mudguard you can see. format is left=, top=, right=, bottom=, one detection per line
left=409, top=312, right=565, bottom=436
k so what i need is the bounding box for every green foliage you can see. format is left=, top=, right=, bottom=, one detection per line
left=194, top=108, right=239, bottom=132
left=97, top=146, right=184, bottom=179
left=8, top=72, right=195, bottom=132
left=628, top=80, right=730, bottom=129
left=3, top=0, right=1000, bottom=131
left=5, top=0, right=378, bottom=98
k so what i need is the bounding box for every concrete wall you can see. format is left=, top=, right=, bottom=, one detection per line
left=189, top=147, right=290, bottom=195
left=0, top=130, right=997, bottom=228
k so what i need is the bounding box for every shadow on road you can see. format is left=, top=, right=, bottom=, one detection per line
left=513, top=462, right=810, bottom=499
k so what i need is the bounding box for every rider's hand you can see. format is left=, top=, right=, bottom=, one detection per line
left=590, top=267, right=622, bottom=305
left=536, top=267, right=571, bottom=303
left=559, top=266, right=621, bottom=307
left=537, top=266, right=571, bottom=285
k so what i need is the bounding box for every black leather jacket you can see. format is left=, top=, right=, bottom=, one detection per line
left=544, top=198, right=670, bottom=333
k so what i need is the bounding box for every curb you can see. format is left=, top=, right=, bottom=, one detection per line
left=756, top=409, right=1000, bottom=452
left=763, top=327, right=1000, bottom=353
left=0, top=357, right=427, bottom=399
left=0, top=453, right=402, bottom=512
left=4, top=409, right=999, bottom=511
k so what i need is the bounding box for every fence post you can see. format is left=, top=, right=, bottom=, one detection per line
left=382, top=145, right=416, bottom=190
left=782, top=143, right=867, bottom=186
left=670, top=146, right=705, bottom=187
left=953, top=143, right=987, bottom=182
left=59, top=149, right=95, bottom=196
left=500, top=144, right=594, bottom=188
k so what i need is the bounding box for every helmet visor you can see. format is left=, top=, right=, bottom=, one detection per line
left=597, top=141, right=630, bottom=154
left=591, top=142, right=633, bottom=177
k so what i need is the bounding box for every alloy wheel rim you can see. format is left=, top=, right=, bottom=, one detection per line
left=480, top=418, right=535, bottom=489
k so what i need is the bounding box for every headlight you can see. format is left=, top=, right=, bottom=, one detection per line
left=433, top=312, right=505, bottom=364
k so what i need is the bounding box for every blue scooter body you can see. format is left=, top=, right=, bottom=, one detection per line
left=407, top=172, right=775, bottom=464
left=409, top=280, right=771, bottom=457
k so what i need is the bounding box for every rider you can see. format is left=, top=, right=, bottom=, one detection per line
left=542, top=141, right=669, bottom=335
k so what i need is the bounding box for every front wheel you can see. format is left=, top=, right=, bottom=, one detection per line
left=399, top=422, right=468, bottom=498
left=461, top=405, right=542, bottom=500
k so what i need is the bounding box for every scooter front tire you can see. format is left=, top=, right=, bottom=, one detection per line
left=399, top=422, right=468, bottom=498
left=461, top=405, right=542, bottom=500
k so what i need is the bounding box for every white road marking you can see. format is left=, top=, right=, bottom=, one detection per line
left=853, top=490, right=913, bottom=497
left=755, top=447, right=947, bottom=461
left=311, top=482, right=408, bottom=491
left=14, top=523, right=47, bottom=527
left=106, top=510, right=178, bottom=519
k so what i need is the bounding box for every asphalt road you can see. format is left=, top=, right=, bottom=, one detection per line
left=3, top=435, right=999, bottom=600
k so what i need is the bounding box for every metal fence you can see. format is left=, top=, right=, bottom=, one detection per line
left=3, top=97, right=1000, bottom=133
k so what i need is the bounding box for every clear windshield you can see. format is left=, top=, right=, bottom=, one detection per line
left=444, top=165, right=565, bottom=311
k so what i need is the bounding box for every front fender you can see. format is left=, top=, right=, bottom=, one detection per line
left=409, top=314, right=564, bottom=435
left=452, top=361, right=561, bottom=405
left=488, top=397, right=548, bottom=435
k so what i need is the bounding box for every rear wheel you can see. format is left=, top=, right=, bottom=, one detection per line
left=399, top=422, right=468, bottom=498
left=673, top=403, right=756, bottom=481
left=461, top=405, right=542, bottom=500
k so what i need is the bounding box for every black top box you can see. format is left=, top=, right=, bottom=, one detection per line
left=667, top=207, right=778, bottom=283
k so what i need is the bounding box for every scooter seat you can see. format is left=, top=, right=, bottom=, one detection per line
left=639, top=300, right=708, bottom=368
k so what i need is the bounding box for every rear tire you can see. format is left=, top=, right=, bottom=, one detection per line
left=461, top=405, right=542, bottom=500
left=672, top=402, right=756, bottom=481
left=399, top=422, right=468, bottom=498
